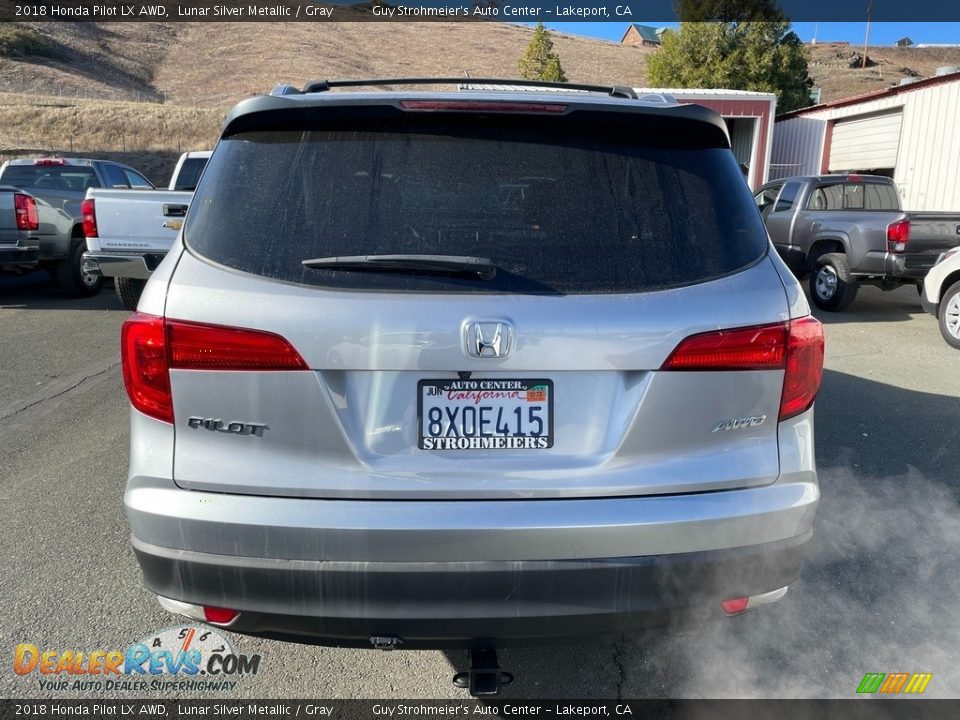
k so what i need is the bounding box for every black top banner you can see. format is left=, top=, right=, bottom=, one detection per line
left=4, top=0, right=960, bottom=22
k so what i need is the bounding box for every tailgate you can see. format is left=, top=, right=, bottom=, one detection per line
left=907, top=213, right=960, bottom=255
left=88, top=189, right=192, bottom=252
left=0, top=191, right=19, bottom=244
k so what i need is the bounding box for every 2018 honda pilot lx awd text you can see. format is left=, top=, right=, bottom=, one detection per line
left=122, top=80, right=824, bottom=659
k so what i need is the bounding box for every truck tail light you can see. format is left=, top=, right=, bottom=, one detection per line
left=81, top=198, right=97, bottom=238
left=661, top=316, right=824, bottom=421
left=121, top=313, right=308, bottom=424
left=887, top=219, right=910, bottom=253
left=33, top=157, right=66, bottom=166
left=13, top=193, right=39, bottom=231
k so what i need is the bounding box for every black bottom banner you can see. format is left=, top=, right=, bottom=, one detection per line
left=2, top=700, right=959, bottom=720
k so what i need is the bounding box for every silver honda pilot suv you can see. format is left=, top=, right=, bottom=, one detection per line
left=122, top=80, right=823, bottom=651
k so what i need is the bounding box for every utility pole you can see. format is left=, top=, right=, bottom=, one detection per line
left=862, top=1, right=872, bottom=69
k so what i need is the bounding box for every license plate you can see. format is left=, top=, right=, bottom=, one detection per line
left=417, top=378, right=553, bottom=450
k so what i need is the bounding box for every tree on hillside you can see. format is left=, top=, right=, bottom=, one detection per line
left=676, top=0, right=784, bottom=22
left=519, top=23, right=568, bottom=82
left=648, top=20, right=813, bottom=113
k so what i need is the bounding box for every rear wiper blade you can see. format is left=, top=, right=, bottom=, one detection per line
left=302, top=254, right=496, bottom=280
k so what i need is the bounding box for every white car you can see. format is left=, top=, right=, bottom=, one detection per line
left=922, top=245, right=960, bottom=349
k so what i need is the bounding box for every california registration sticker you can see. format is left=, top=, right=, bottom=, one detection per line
left=526, top=386, right=547, bottom=402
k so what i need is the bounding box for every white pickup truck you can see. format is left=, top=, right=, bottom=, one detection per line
left=82, top=151, right=210, bottom=310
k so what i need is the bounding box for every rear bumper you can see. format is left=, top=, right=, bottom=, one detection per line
left=126, top=471, right=818, bottom=647
left=134, top=531, right=811, bottom=648
left=0, top=245, right=39, bottom=265
left=886, top=252, right=942, bottom=279
left=81, top=250, right=165, bottom=279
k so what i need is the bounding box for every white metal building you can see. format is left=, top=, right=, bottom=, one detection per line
left=632, top=88, right=777, bottom=190
left=771, top=71, right=960, bottom=211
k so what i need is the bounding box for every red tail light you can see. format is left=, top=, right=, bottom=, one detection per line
left=121, top=313, right=172, bottom=423
left=887, top=219, right=910, bottom=253
left=779, top=316, right=824, bottom=421
left=121, top=313, right=308, bottom=423
left=662, top=322, right=787, bottom=371
left=13, top=193, right=39, bottom=231
left=33, top=157, right=66, bottom=166
left=168, top=320, right=309, bottom=371
left=81, top=198, right=97, bottom=238
left=399, top=100, right=568, bottom=113
left=662, top=317, right=824, bottom=421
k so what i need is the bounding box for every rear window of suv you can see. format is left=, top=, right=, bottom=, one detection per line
left=185, top=112, right=769, bottom=294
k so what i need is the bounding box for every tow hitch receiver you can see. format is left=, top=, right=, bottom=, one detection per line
left=369, top=636, right=402, bottom=650
left=453, top=647, right=514, bottom=697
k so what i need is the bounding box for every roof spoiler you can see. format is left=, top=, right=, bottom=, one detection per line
left=272, top=78, right=642, bottom=100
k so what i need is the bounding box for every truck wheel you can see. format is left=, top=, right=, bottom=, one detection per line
left=809, top=252, right=858, bottom=312
left=938, top=280, right=960, bottom=350
left=115, top=277, right=146, bottom=311
left=57, top=242, right=102, bottom=298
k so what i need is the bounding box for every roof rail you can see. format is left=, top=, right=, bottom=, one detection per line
left=295, top=78, right=639, bottom=100
left=270, top=84, right=302, bottom=97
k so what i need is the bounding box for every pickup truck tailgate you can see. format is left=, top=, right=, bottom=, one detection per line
left=85, top=189, right=192, bottom=253
left=904, top=213, right=960, bottom=272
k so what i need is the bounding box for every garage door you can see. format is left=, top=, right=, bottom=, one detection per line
left=828, top=111, right=903, bottom=171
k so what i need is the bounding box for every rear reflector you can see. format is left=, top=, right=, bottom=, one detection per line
left=662, top=317, right=824, bottom=421
left=81, top=198, right=97, bottom=238
left=121, top=313, right=308, bottom=424
left=399, top=100, right=568, bottom=113
left=720, top=597, right=749, bottom=615
left=202, top=606, right=240, bottom=625
left=722, top=587, right=789, bottom=615
left=887, top=219, right=910, bottom=253
left=157, top=596, right=241, bottom=627
left=13, top=193, right=39, bottom=231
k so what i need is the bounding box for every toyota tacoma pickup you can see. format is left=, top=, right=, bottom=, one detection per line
left=82, top=151, right=210, bottom=310
left=754, top=174, right=960, bottom=311
left=0, top=157, right=155, bottom=296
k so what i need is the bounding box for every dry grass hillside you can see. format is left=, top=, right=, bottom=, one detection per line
left=0, top=93, right=223, bottom=183
left=808, top=42, right=960, bottom=101
left=3, top=21, right=655, bottom=105
left=2, top=22, right=960, bottom=180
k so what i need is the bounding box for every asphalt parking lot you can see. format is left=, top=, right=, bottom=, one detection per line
left=1, top=270, right=958, bottom=699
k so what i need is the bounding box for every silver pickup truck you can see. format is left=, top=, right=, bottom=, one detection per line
left=754, top=174, right=960, bottom=311
left=82, top=151, right=210, bottom=310
left=0, top=157, right=156, bottom=296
